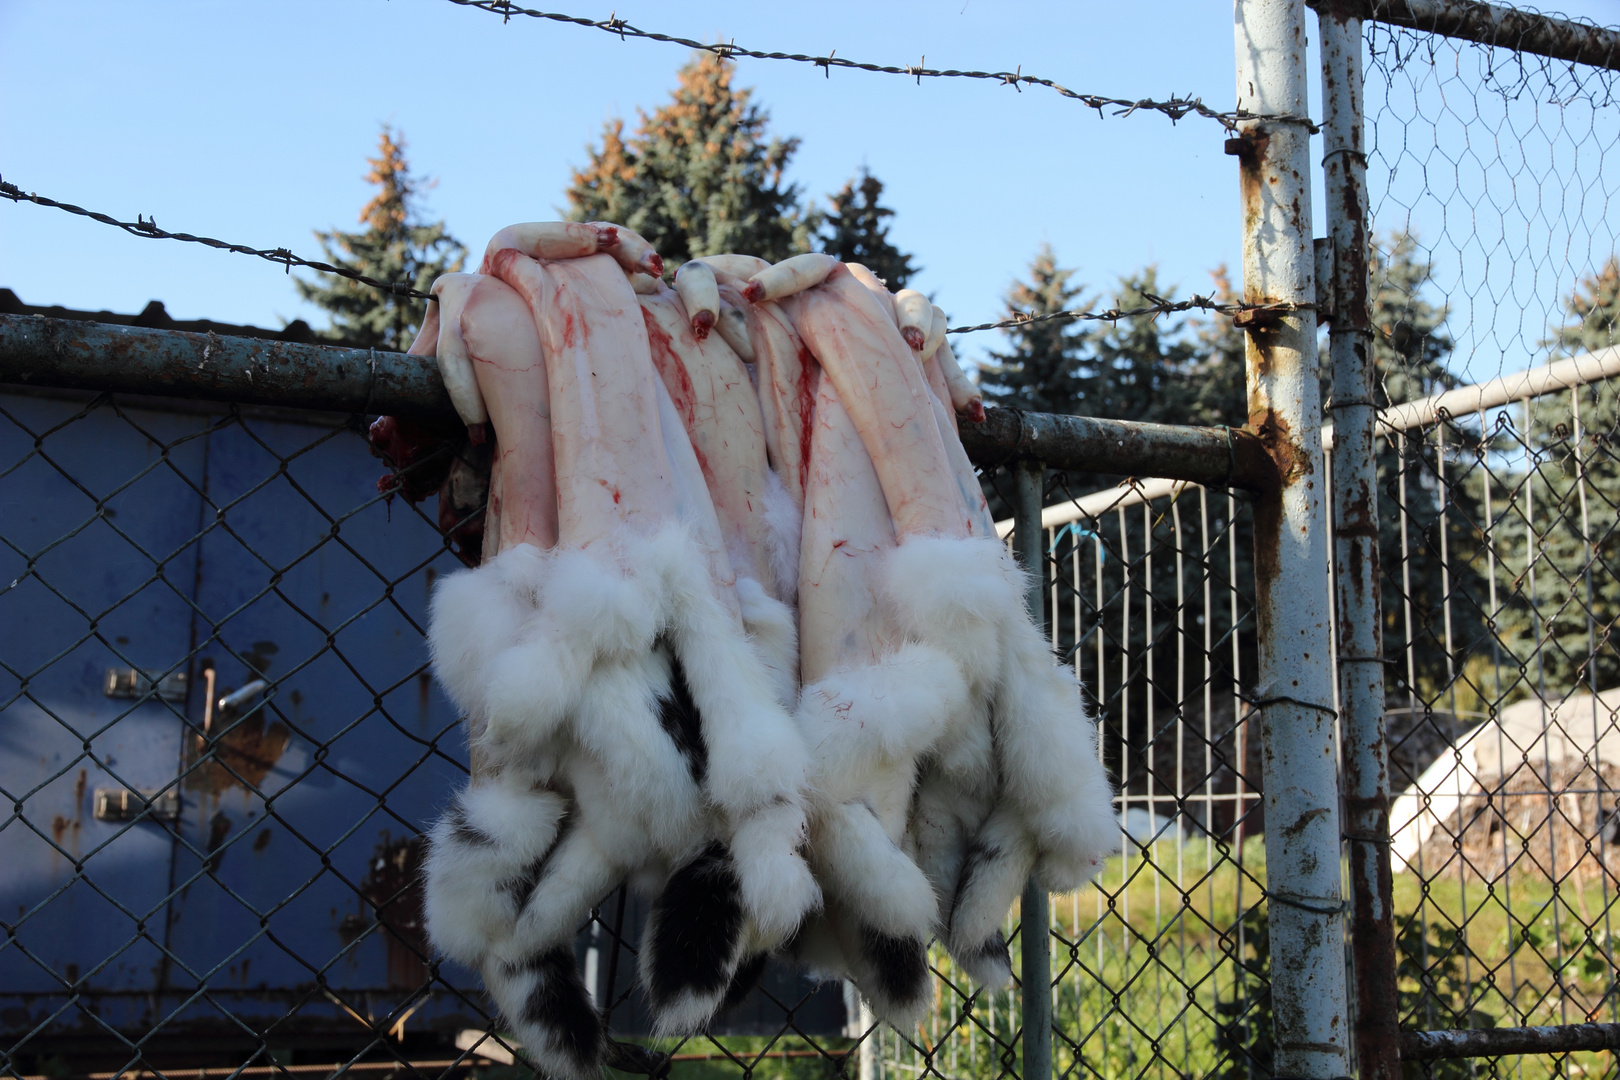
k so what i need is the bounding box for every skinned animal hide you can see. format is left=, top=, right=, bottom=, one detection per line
left=421, top=252, right=815, bottom=1078
left=786, top=264, right=1115, bottom=1020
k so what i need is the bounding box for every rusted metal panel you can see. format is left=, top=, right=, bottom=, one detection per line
left=1402, top=1023, right=1620, bottom=1059
left=1318, top=8, right=1400, bottom=1080
left=1233, top=2, right=1351, bottom=1079
left=1317, top=0, right=1620, bottom=72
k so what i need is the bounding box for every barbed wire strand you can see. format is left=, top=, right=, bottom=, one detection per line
left=439, top=0, right=1318, bottom=133
left=2, top=176, right=1311, bottom=336
left=0, top=177, right=435, bottom=302
left=947, top=295, right=1310, bottom=334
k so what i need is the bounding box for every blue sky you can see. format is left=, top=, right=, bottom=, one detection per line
left=4, top=0, right=1619, bottom=380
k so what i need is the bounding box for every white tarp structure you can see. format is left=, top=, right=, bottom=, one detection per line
left=1389, top=687, right=1620, bottom=871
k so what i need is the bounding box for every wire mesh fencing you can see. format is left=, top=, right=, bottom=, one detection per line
left=871, top=467, right=1267, bottom=1080
left=1361, top=11, right=1620, bottom=1077
left=0, top=385, right=1276, bottom=1080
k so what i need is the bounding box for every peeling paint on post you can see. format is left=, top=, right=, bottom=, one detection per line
left=1233, top=3, right=1351, bottom=1079
left=1318, top=7, right=1400, bottom=1080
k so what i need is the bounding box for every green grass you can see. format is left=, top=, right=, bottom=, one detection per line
left=481, top=839, right=1620, bottom=1080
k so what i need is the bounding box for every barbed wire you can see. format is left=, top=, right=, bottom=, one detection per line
left=0, top=177, right=434, bottom=302
left=947, top=295, right=1311, bottom=334
left=3, top=176, right=1312, bottom=337
left=441, top=0, right=1318, bottom=133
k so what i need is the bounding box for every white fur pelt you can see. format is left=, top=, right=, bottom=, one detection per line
left=885, top=535, right=1117, bottom=984
left=790, top=531, right=1114, bottom=1018
left=421, top=523, right=818, bottom=1074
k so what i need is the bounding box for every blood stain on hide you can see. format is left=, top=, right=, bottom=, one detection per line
left=643, top=309, right=699, bottom=426
left=795, top=344, right=819, bottom=493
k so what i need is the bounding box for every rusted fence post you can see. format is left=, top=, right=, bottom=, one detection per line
left=1232, top=2, right=1352, bottom=1078
left=1318, top=7, right=1400, bottom=1080
left=1012, top=457, right=1052, bottom=1080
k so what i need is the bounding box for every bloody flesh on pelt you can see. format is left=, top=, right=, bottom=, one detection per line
left=786, top=263, right=1115, bottom=1022
left=420, top=251, right=814, bottom=1080
left=408, top=228, right=1114, bottom=1065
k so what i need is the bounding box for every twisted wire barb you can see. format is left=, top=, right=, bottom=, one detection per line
left=3, top=176, right=1312, bottom=335
left=440, top=0, right=1318, bottom=132
left=947, top=296, right=1313, bottom=334
left=0, top=176, right=435, bottom=301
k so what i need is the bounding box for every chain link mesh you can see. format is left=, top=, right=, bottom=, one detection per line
left=6, top=10, right=1620, bottom=1080
left=1364, top=12, right=1620, bottom=1079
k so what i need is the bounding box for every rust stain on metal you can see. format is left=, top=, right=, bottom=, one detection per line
left=205, top=811, right=232, bottom=872
left=1402, top=1022, right=1620, bottom=1060
left=341, top=834, right=430, bottom=990
left=190, top=712, right=290, bottom=795
left=1281, top=805, right=1330, bottom=839
left=1249, top=407, right=1312, bottom=485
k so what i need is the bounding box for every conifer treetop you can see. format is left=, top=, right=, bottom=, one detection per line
left=820, top=170, right=919, bottom=291
left=565, top=52, right=815, bottom=269
left=295, top=126, right=465, bottom=351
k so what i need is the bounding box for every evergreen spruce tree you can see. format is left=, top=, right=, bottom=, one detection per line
left=978, top=245, right=1093, bottom=415
left=1488, top=258, right=1620, bottom=697
left=1183, top=265, right=1249, bottom=428
left=565, top=52, right=815, bottom=269
left=1081, top=267, right=1201, bottom=426
left=295, top=127, right=465, bottom=351
left=1372, top=232, right=1457, bottom=405
left=819, top=170, right=919, bottom=289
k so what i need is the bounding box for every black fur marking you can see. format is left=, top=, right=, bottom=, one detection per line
left=957, top=930, right=1012, bottom=974
left=861, top=926, right=929, bottom=1007
left=503, top=809, right=575, bottom=912
left=949, top=838, right=1003, bottom=925
left=656, top=640, right=708, bottom=784
left=718, top=952, right=768, bottom=1015
left=520, top=945, right=604, bottom=1067
left=646, top=841, right=743, bottom=1004
left=446, top=804, right=497, bottom=848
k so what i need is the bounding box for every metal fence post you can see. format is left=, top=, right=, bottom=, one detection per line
left=1012, top=457, right=1052, bottom=1080
left=1318, top=7, right=1400, bottom=1080
left=1232, top=3, right=1352, bottom=1079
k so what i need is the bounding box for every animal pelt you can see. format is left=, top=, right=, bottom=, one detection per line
left=789, top=532, right=1114, bottom=1020
left=887, top=535, right=1117, bottom=984
left=421, top=522, right=818, bottom=1073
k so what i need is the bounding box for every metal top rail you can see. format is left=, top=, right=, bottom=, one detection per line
left=0, top=313, right=1276, bottom=491
left=1006, top=344, right=1620, bottom=532
left=1326, top=0, right=1620, bottom=72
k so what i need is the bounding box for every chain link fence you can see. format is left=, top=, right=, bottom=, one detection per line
left=1362, top=11, right=1620, bottom=1078
left=6, top=6, right=1620, bottom=1080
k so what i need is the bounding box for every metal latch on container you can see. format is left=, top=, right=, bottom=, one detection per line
left=94, top=787, right=182, bottom=823
left=104, top=668, right=188, bottom=703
